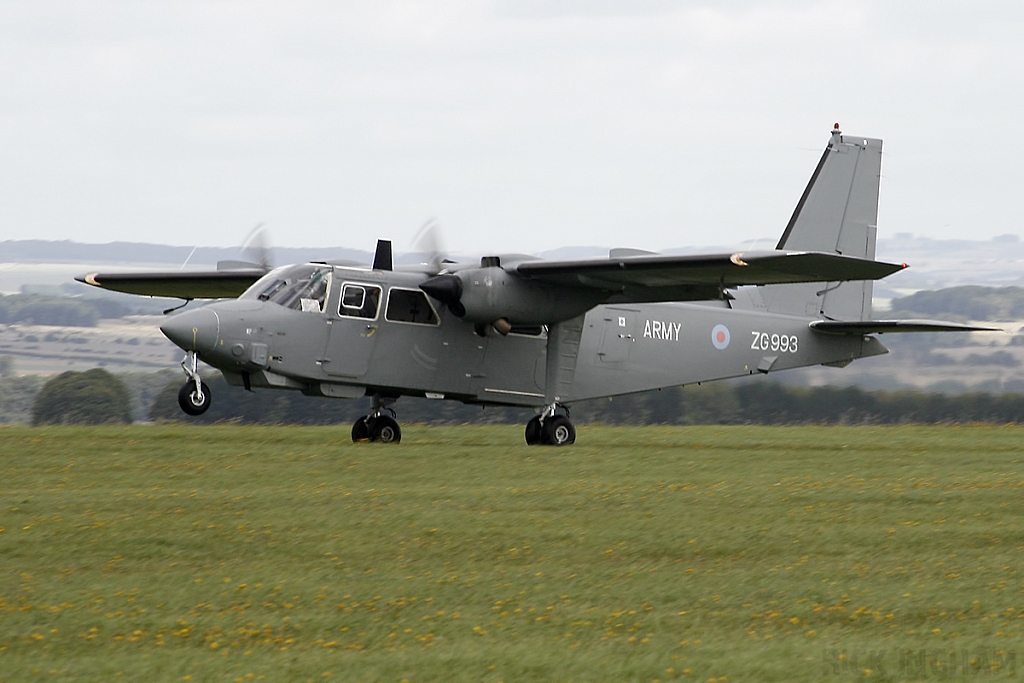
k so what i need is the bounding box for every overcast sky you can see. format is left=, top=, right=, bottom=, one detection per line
left=1, top=0, right=1022, bottom=256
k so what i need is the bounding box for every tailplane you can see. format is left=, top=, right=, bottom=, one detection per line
left=759, top=124, right=881, bottom=320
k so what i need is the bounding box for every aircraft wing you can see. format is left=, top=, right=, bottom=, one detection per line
left=76, top=269, right=266, bottom=299
left=809, top=320, right=1000, bottom=334
left=515, top=250, right=905, bottom=291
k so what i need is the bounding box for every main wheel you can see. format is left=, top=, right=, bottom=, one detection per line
left=370, top=415, right=402, bottom=443
left=177, top=380, right=211, bottom=416
left=351, top=416, right=371, bottom=442
left=542, top=415, right=575, bottom=446
left=525, top=415, right=543, bottom=445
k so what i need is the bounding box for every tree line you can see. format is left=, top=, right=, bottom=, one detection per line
left=22, top=368, right=1024, bottom=427
left=0, top=294, right=133, bottom=327
left=890, top=285, right=1024, bottom=321
left=142, top=374, right=1024, bottom=427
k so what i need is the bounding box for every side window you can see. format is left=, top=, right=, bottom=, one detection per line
left=385, top=288, right=439, bottom=325
left=339, top=284, right=381, bottom=319
left=342, top=285, right=365, bottom=309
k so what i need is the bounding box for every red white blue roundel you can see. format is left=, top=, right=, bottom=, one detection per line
left=711, top=324, right=730, bottom=350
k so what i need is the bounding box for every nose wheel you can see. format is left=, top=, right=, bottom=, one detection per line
left=176, top=351, right=212, bottom=416
left=178, top=379, right=212, bottom=415
left=352, top=396, right=402, bottom=443
left=525, top=405, right=575, bottom=446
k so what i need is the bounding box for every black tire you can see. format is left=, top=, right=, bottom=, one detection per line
left=177, top=380, right=211, bottom=416
left=542, top=415, right=575, bottom=446
left=351, top=417, right=370, bottom=442
left=525, top=416, right=543, bottom=445
left=370, top=415, right=402, bottom=444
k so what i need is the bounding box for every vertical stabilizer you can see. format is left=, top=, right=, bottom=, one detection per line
left=760, top=125, right=881, bottom=320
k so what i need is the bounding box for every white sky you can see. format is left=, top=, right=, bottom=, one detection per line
left=1, top=0, right=1022, bottom=255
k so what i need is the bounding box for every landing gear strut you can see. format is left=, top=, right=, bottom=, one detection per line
left=352, top=396, right=402, bottom=443
left=177, top=351, right=211, bottom=416
left=525, top=404, right=575, bottom=446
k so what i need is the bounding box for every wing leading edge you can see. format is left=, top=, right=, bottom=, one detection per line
left=80, top=249, right=901, bottom=303
left=516, top=250, right=904, bottom=293
left=76, top=269, right=267, bottom=299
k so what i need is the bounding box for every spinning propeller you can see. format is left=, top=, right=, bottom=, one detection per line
left=407, top=220, right=470, bottom=317
left=215, top=224, right=274, bottom=273
left=410, top=218, right=448, bottom=275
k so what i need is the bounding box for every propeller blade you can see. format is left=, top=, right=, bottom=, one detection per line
left=410, top=218, right=446, bottom=274
left=240, top=223, right=272, bottom=271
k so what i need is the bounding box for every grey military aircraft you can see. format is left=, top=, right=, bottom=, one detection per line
left=79, top=125, right=991, bottom=445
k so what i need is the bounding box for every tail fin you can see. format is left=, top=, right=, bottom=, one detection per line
left=759, top=125, right=882, bottom=320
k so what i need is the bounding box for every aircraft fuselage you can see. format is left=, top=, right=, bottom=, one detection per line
left=162, top=265, right=885, bottom=408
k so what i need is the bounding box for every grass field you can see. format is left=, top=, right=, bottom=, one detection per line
left=1, top=424, right=1022, bottom=682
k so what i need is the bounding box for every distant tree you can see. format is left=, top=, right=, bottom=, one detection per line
left=0, top=355, right=13, bottom=379
left=31, top=369, right=132, bottom=426
left=117, top=369, right=179, bottom=422
left=0, top=375, right=44, bottom=424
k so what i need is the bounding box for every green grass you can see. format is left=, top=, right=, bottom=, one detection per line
left=1, top=424, right=1022, bottom=682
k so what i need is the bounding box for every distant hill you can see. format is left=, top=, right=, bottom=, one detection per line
left=0, top=240, right=370, bottom=267
left=3, top=234, right=1024, bottom=306
left=2, top=233, right=1022, bottom=272
left=890, top=286, right=1024, bottom=322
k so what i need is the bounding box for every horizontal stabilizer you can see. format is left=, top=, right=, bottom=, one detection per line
left=809, top=319, right=1000, bottom=335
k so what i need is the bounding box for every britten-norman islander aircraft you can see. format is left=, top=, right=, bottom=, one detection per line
left=79, top=125, right=992, bottom=445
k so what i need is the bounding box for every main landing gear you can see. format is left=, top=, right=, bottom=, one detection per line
left=352, top=396, right=402, bottom=443
left=177, top=351, right=211, bottom=416
left=525, top=404, right=576, bottom=446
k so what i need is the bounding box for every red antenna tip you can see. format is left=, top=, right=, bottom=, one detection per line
left=834, top=122, right=840, bottom=130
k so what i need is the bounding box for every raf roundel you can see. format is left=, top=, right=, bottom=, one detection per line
left=711, top=324, right=730, bottom=350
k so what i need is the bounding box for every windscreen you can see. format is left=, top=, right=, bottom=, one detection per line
left=241, top=264, right=331, bottom=312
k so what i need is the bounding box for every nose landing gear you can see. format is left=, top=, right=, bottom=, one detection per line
left=177, top=351, right=212, bottom=416
left=352, top=395, right=402, bottom=443
left=178, top=380, right=212, bottom=415
left=525, top=404, right=576, bottom=446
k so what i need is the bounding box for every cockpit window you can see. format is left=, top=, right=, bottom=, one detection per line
left=255, top=279, right=286, bottom=302
left=339, top=283, right=381, bottom=319
left=242, top=265, right=331, bottom=312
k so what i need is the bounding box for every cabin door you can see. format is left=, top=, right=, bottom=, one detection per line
left=322, top=282, right=382, bottom=378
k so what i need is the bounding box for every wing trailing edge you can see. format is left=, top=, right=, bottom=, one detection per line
left=809, top=320, right=1000, bottom=335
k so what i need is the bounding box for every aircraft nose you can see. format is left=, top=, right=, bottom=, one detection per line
left=160, top=308, right=220, bottom=352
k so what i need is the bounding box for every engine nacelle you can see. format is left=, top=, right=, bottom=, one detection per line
left=421, top=268, right=605, bottom=325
